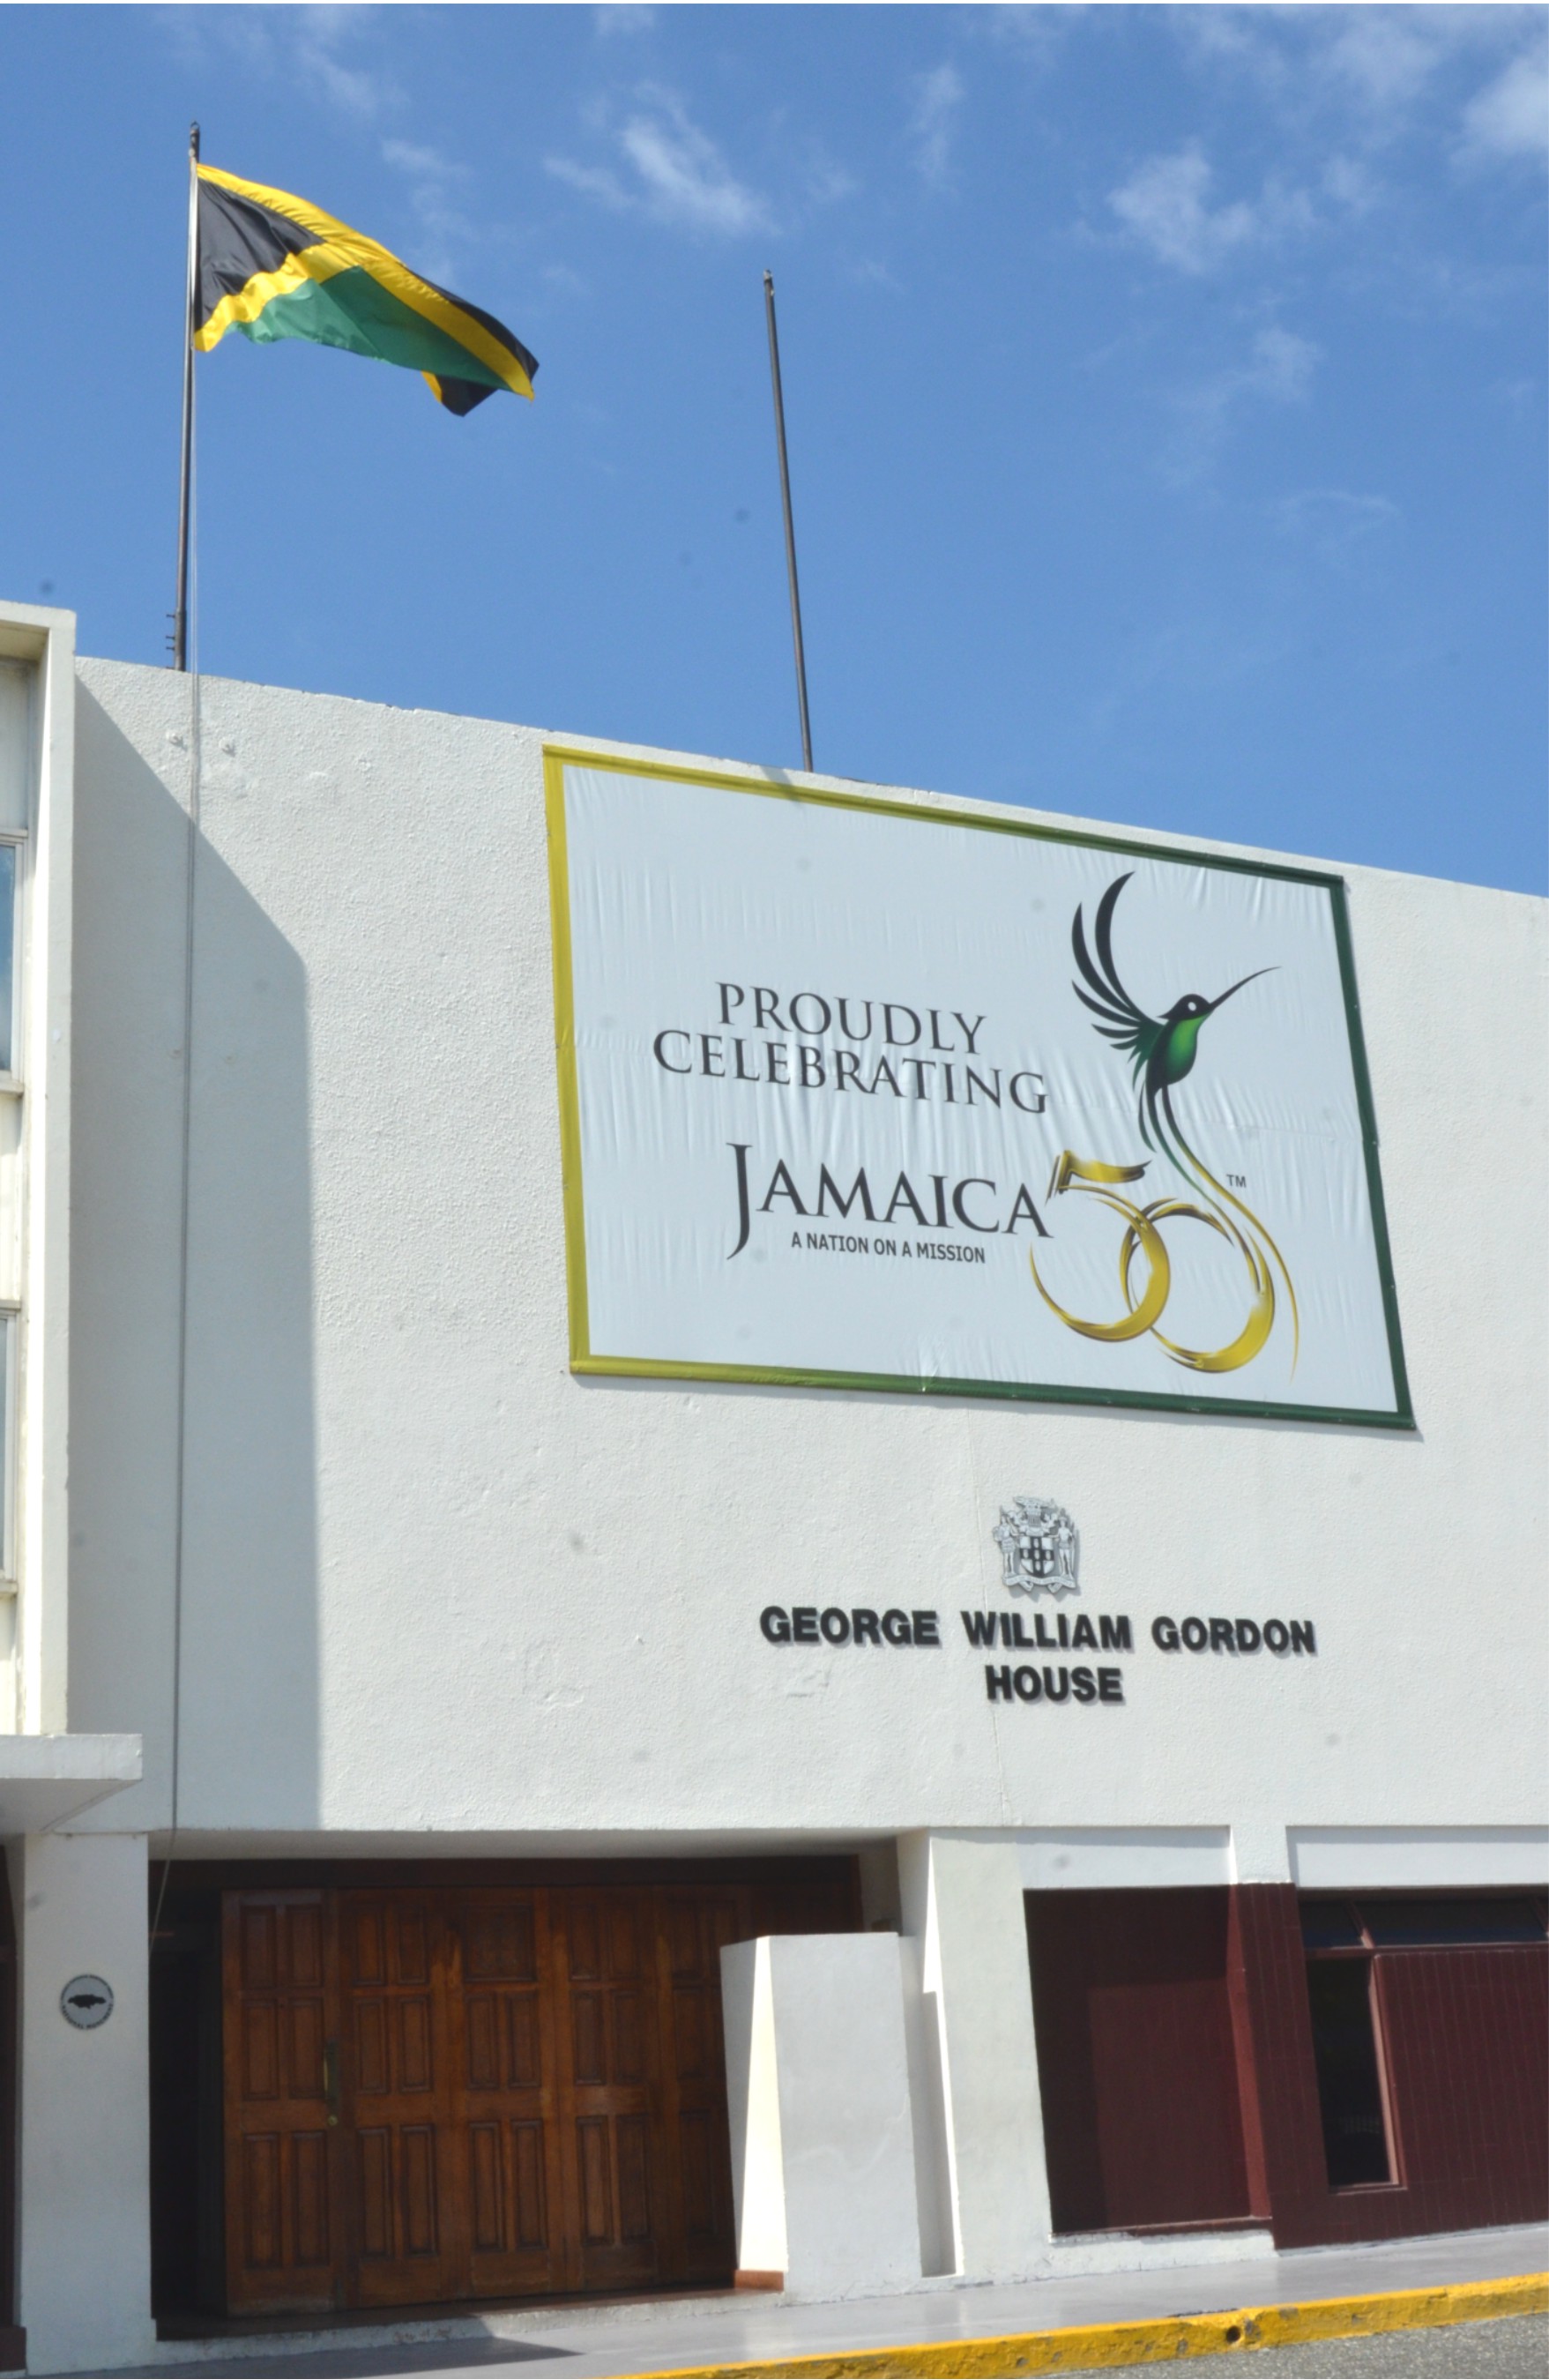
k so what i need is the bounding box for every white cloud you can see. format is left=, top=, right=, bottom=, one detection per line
left=982, top=7, right=1067, bottom=70
left=380, top=139, right=473, bottom=281
left=294, top=5, right=396, bottom=122
left=621, top=93, right=769, bottom=233
left=909, top=63, right=964, bottom=190
left=1321, top=11, right=1445, bottom=115
left=1276, top=489, right=1400, bottom=556
left=1234, top=325, right=1321, bottom=405
left=594, top=4, right=655, bottom=34
left=547, top=88, right=771, bottom=237
left=1459, top=44, right=1549, bottom=167
left=545, top=155, right=632, bottom=212
left=1110, top=145, right=1257, bottom=273
left=157, top=1, right=398, bottom=119
left=1168, top=325, right=1322, bottom=484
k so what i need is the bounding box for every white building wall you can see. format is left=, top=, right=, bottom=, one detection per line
left=11, top=1832, right=153, bottom=2375
left=59, top=656, right=1545, bottom=1857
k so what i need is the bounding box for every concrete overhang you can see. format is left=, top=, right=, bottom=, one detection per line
left=0, top=1733, right=141, bottom=1833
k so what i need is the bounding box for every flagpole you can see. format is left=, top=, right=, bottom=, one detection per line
left=762, top=270, right=813, bottom=774
left=172, top=122, right=200, bottom=673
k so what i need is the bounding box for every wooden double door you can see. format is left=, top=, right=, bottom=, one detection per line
left=223, top=1883, right=754, bottom=2314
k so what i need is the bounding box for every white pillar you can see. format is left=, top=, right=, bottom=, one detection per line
left=11, top=1832, right=154, bottom=2374
left=721, top=1934, right=922, bottom=2300
left=897, top=1832, right=1052, bottom=2281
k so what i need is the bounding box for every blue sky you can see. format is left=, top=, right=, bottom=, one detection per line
left=3, top=4, right=1545, bottom=888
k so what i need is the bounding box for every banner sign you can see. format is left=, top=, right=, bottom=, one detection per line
left=546, top=751, right=1411, bottom=1428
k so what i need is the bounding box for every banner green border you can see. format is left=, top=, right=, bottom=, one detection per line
left=544, top=746, right=1415, bottom=1432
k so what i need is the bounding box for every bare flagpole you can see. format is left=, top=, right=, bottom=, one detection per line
left=172, top=122, right=200, bottom=672
left=762, top=270, right=813, bottom=774
left=153, top=119, right=203, bottom=1952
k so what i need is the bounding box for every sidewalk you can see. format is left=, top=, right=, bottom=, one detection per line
left=110, top=2224, right=1549, bottom=2380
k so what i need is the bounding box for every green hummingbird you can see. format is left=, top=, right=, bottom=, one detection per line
left=1071, top=871, right=1273, bottom=1161
left=1048, top=869, right=1298, bottom=1374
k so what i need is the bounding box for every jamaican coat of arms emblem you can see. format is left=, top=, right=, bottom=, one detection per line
left=993, top=1496, right=1080, bottom=1599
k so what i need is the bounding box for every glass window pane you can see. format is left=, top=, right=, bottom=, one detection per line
left=0, top=842, right=15, bottom=1074
left=1362, top=1899, right=1547, bottom=1948
left=1305, top=1958, right=1392, bottom=2187
left=1300, top=1899, right=1364, bottom=1948
left=0, top=664, right=28, bottom=832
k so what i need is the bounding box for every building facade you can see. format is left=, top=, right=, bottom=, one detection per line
left=0, top=598, right=1543, bottom=2372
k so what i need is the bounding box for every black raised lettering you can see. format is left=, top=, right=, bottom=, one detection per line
left=1098, top=1667, right=1125, bottom=1704
left=852, top=1609, right=882, bottom=1646
left=962, top=1610, right=998, bottom=1646
left=1290, top=1620, right=1317, bottom=1656
left=912, top=1610, right=941, bottom=1647
left=882, top=1608, right=912, bottom=1647
left=760, top=1606, right=791, bottom=1644
left=1209, top=1618, right=1236, bottom=1653
left=1234, top=1619, right=1262, bottom=1653
left=1072, top=1667, right=1097, bottom=1703
left=986, top=1664, right=1013, bottom=1702
left=1014, top=1666, right=1040, bottom=1702
left=792, top=1607, right=819, bottom=1645
left=1102, top=1615, right=1134, bottom=1652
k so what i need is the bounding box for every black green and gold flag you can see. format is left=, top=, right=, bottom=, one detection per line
left=193, top=163, right=537, bottom=415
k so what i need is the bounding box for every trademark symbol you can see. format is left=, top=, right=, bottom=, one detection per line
left=1228, top=1173, right=1247, bottom=1189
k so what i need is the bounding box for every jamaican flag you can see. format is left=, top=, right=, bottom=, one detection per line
left=194, top=163, right=537, bottom=415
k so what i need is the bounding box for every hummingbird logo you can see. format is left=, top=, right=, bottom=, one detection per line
left=1029, top=873, right=1299, bottom=1376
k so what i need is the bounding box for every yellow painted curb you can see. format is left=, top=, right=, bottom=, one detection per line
left=655, top=2270, right=1549, bottom=2377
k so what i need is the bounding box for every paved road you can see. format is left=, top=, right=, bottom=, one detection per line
left=115, top=2313, right=1549, bottom=2380
left=1062, top=2314, right=1548, bottom=2378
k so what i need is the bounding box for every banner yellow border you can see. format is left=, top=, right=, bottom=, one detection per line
left=542, top=744, right=1415, bottom=1430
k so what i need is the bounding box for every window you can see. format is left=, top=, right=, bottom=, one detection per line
left=0, top=841, right=15, bottom=1075
left=1363, top=1899, right=1546, bottom=1949
left=1304, top=1956, right=1392, bottom=2188
left=1298, top=1895, right=1549, bottom=2194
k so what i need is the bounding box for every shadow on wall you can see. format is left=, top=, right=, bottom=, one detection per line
left=67, top=685, right=320, bottom=1832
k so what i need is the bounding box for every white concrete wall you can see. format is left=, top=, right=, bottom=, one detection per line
left=56, top=655, right=1545, bottom=1855
left=10, top=1830, right=153, bottom=2373
left=0, top=605, right=76, bottom=1738
left=721, top=1935, right=921, bottom=2298
left=899, top=1832, right=1050, bottom=2279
